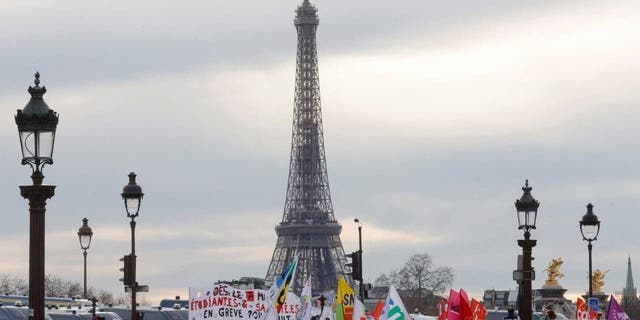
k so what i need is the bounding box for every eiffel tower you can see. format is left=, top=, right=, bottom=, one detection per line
left=265, top=0, right=349, bottom=294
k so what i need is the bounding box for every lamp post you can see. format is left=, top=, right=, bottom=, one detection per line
left=354, top=218, right=363, bottom=300
left=580, top=203, right=600, bottom=298
left=15, top=73, right=59, bottom=320
left=77, top=218, right=93, bottom=299
left=122, top=173, right=143, bottom=320
left=515, top=180, right=539, bottom=320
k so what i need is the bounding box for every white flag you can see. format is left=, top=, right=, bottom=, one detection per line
left=381, top=286, right=411, bottom=320
left=320, top=304, right=335, bottom=320
left=353, top=296, right=367, bottom=320
left=299, top=277, right=313, bottom=320
left=264, top=292, right=301, bottom=320
left=263, top=254, right=301, bottom=320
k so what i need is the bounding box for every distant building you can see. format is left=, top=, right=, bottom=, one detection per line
left=621, top=256, right=640, bottom=320
left=623, top=256, right=638, bottom=301
left=367, top=286, right=389, bottom=300
left=483, top=290, right=518, bottom=310
left=159, top=296, right=188, bottom=309
left=215, top=277, right=267, bottom=290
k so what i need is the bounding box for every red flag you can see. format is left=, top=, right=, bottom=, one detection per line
left=470, top=299, right=486, bottom=320
left=447, top=290, right=461, bottom=320
left=437, top=299, right=448, bottom=320
left=459, top=290, right=469, bottom=304
left=371, top=300, right=384, bottom=320
left=577, top=298, right=597, bottom=320
left=459, top=289, right=473, bottom=320
left=448, top=289, right=460, bottom=312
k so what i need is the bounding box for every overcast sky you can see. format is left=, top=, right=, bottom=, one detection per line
left=1, top=0, right=639, bottom=304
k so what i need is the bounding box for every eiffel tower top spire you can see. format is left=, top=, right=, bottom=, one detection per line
left=265, top=0, right=349, bottom=295
left=295, top=0, right=318, bottom=26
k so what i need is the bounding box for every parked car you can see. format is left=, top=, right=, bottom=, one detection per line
left=0, top=295, right=88, bottom=309
left=161, top=309, right=187, bottom=320
left=46, top=312, right=79, bottom=320
left=47, top=309, right=122, bottom=320
left=0, top=306, right=54, bottom=320
left=80, top=312, right=123, bottom=320
left=159, top=299, right=187, bottom=310
left=102, top=307, right=184, bottom=320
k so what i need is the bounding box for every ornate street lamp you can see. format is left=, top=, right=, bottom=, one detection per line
left=77, top=218, right=93, bottom=299
left=515, top=180, right=539, bottom=320
left=16, top=72, right=59, bottom=177
left=122, top=172, right=143, bottom=320
left=15, top=72, right=59, bottom=320
left=515, top=180, right=539, bottom=233
left=580, top=203, right=601, bottom=298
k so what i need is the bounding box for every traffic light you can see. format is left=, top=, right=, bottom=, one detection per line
left=119, top=254, right=135, bottom=286
left=363, top=283, right=372, bottom=299
left=345, top=250, right=362, bottom=281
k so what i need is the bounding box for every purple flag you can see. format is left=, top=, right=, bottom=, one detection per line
left=606, top=295, right=630, bottom=320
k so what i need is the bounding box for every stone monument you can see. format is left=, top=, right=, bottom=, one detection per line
left=535, top=258, right=575, bottom=316
left=582, top=269, right=609, bottom=314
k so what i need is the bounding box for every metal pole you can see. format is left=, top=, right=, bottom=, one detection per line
left=588, top=241, right=593, bottom=298
left=130, top=219, right=137, bottom=320
left=517, top=231, right=536, bottom=320
left=357, top=225, right=362, bottom=256
left=21, top=171, right=55, bottom=320
left=83, top=250, right=88, bottom=299
left=357, top=224, right=363, bottom=300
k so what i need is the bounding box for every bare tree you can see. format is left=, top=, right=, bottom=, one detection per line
left=45, top=274, right=67, bottom=297
left=139, top=295, right=150, bottom=307
left=97, top=289, right=115, bottom=305
left=374, top=273, right=392, bottom=287
left=376, top=253, right=454, bottom=315
left=13, top=277, right=28, bottom=295
left=397, top=254, right=453, bottom=298
left=0, top=273, right=119, bottom=304
left=0, top=274, right=16, bottom=295
left=65, top=281, right=82, bottom=298
left=86, top=287, right=97, bottom=300
left=114, top=293, right=129, bottom=306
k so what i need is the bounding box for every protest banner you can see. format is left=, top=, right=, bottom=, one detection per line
left=190, top=284, right=301, bottom=320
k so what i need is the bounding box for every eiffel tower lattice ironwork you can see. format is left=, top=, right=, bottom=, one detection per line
left=265, top=0, right=349, bottom=295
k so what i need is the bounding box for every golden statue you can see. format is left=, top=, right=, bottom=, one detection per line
left=592, top=269, right=609, bottom=292
left=545, top=258, right=564, bottom=286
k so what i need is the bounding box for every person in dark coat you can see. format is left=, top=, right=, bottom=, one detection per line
left=504, top=307, right=518, bottom=320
